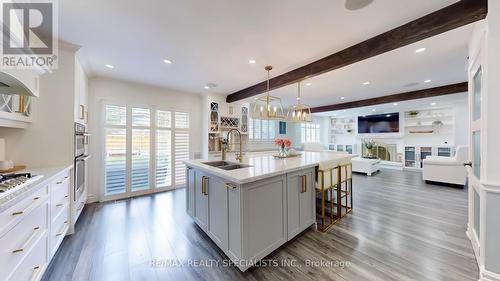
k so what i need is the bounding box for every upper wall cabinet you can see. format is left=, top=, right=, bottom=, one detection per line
left=0, top=69, right=40, bottom=97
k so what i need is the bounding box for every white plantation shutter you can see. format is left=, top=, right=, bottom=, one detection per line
left=156, top=110, right=172, bottom=187
left=105, top=128, right=127, bottom=195
left=174, top=111, right=190, bottom=186
left=131, top=128, right=150, bottom=190
left=102, top=105, right=190, bottom=198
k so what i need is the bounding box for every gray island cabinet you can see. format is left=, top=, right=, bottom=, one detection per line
left=184, top=152, right=354, bottom=271
left=185, top=165, right=315, bottom=271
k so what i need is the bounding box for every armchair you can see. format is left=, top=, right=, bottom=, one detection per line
left=422, top=146, right=468, bottom=186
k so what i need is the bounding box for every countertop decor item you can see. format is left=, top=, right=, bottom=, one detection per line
left=0, top=165, right=27, bottom=174
left=274, top=138, right=292, bottom=158
left=252, top=66, right=285, bottom=120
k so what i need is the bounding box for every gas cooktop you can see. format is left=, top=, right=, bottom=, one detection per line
left=0, top=173, right=44, bottom=199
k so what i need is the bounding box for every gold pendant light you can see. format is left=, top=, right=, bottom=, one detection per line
left=252, top=66, right=285, bottom=120
left=287, top=81, right=312, bottom=123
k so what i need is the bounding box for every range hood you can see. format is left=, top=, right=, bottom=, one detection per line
left=0, top=70, right=39, bottom=97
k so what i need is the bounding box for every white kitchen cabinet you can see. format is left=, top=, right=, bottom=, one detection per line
left=207, top=176, right=230, bottom=250
left=0, top=201, right=48, bottom=281
left=0, top=167, right=71, bottom=281
left=193, top=171, right=209, bottom=231
left=286, top=168, right=315, bottom=240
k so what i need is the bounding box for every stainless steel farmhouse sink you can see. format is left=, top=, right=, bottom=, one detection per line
left=202, top=161, right=251, bottom=170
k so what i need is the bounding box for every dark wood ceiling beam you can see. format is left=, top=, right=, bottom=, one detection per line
left=310, top=82, right=468, bottom=113
left=226, top=0, right=486, bottom=103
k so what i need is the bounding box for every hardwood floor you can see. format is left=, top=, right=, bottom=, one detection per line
left=42, top=169, right=478, bottom=281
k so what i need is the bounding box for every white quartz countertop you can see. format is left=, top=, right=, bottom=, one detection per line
left=184, top=151, right=356, bottom=184
left=0, top=164, right=73, bottom=212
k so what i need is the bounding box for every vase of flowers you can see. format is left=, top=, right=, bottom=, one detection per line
left=363, top=139, right=376, bottom=158
left=274, top=138, right=292, bottom=157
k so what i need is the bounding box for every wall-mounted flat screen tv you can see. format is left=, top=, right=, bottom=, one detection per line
left=358, top=112, right=400, bottom=134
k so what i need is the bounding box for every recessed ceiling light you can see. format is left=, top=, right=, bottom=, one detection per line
left=343, top=110, right=347, bottom=112
left=248, top=59, right=256, bottom=64
left=424, top=79, right=432, bottom=83
left=431, top=102, right=437, bottom=106
left=204, top=86, right=210, bottom=89
left=386, top=114, right=391, bottom=117
left=163, top=59, right=172, bottom=64
left=254, top=97, right=258, bottom=100
left=372, top=109, right=376, bottom=112
left=340, top=97, right=345, bottom=100
left=305, top=83, right=312, bottom=86
left=415, top=47, right=426, bottom=53
left=393, top=103, right=398, bottom=106
left=363, top=81, right=370, bottom=85
left=105, top=64, right=114, bottom=69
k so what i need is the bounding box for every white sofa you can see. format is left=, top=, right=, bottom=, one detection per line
left=422, top=146, right=468, bottom=185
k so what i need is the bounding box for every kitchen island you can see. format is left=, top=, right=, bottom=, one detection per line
left=184, top=151, right=354, bottom=271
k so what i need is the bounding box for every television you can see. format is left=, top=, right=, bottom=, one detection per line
left=358, top=112, right=400, bottom=134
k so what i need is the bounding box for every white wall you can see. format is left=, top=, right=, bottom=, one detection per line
left=87, top=77, right=203, bottom=201
left=0, top=48, right=78, bottom=168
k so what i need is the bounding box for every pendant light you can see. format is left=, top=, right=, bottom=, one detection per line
left=287, top=81, right=312, bottom=123
left=252, top=66, right=285, bottom=120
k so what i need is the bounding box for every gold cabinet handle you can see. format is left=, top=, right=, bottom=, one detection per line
left=12, top=227, right=40, bottom=253
left=30, top=265, right=42, bottom=281
left=56, top=221, right=68, bottom=236
left=225, top=183, right=237, bottom=189
left=201, top=176, right=208, bottom=196
left=12, top=196, right=41, bottom=216
left=301, top=175, right=307, bottom=193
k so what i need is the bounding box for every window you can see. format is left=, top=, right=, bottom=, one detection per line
left=301, top=123, right=320, bottom=143
left=248, top=117, right=277, bottom=141
left=104, top=104, right=189, bottom=198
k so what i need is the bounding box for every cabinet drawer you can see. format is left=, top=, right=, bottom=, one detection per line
left=49, top=205, right=68, bottom=257
left=50, top=174, right=70, bottom=196
left=0, top=186, right=48, bottom=237
left=7, top=233, right=47, bottom=281
left=0, top=202, right=48, bottom=281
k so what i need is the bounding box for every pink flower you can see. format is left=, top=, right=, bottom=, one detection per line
left=274, top=138, right=292, bottom=148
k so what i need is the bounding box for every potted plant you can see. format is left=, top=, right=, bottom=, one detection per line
left=409, top=110, right=419, bottom=118
left=274, top=138, right=292, bottom=157
left=363, top=139, right=376, bottom=158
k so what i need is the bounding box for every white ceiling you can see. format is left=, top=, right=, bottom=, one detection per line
left=59, top=0, right=460, bottom=97
left=260, top=24, right=472, bottom=108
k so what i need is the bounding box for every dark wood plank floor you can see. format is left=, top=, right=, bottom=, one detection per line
left=42, top=169, right=478, bottom=281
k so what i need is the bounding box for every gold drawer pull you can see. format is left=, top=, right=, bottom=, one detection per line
left=30, top=265, right=42, bottom=281
left=12, top=227, right=41, bottom=253
left=12, top=196, right=41, bottom=216
left=201, top=176, right=208, bottom=196
left=225, top=183, right=237, bottom=189
left=301, top=175, right=307, bottom=193
left=56, top=221, right=68, bottom=236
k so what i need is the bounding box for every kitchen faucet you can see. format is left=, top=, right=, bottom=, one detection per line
left=221, top=128, right=243, bottom=163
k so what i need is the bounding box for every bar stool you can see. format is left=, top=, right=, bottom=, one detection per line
left=336, top=162, right=353, bottom=218
left=315, top=164, right=340, bottom=232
